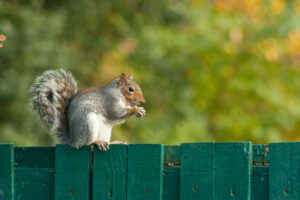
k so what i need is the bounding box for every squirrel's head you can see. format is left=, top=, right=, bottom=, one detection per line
left=117, top=73, right=146, bottom=106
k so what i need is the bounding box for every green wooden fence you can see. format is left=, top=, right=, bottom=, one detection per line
left=0, top=142, right=297, bottom=200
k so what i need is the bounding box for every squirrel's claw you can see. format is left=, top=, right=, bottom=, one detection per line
left=136, top=107, right=146, bottom=118
left=91, top=140, right=109, bottom=152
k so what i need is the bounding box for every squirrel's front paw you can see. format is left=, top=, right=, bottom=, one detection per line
left=110, top=141, right=127, bottom=144
left=135, top=107, right=146, bottom=118
left=91, top=140, right=109, bottom=152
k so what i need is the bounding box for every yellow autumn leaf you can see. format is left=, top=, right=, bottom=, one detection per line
left=0, top=34, right=6, bottom=42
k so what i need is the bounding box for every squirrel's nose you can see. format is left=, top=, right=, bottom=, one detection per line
left=140, top=97, right=146, bottom=104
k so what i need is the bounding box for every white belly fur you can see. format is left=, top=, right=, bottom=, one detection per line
left=86, top=112, right=113, bottom=143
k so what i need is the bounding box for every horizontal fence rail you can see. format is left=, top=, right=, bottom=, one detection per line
left=0, top=142, right=297, bottom=199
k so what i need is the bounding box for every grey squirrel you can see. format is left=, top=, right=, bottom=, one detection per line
left=29, top=70, right=146, bottom=151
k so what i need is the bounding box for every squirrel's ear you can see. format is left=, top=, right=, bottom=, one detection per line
left=128, top=74, right=134, bottom=80
left=118, top=73, right=127, bottom=86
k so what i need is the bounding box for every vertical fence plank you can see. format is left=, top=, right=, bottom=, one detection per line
left=215, top=142, right=252, bottom=200
left=251, top=145, right=269, bottom=200
left=55, top=145, right=90, bottom=200
left=93, top=144, right=127, bottom=200
left=180, top=143, right=214, bottom=200
left=127, top=144, right=164, bottom=200
left=269, top=142, right=300, bottom=200
left=14, top=147, right=55, bottom=200
left=0, top=144, right=14, bottom=200
left=163, top=145, right=180, bottom=200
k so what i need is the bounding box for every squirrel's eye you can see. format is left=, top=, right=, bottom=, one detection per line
left=128, top=87, right=134, bottom=92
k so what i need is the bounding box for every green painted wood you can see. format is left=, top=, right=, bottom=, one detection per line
left=14, top=147, right=55, bottom=200
left=0, top=144, right=14, bottom=200
left=164, top=145, right=180, bottom=164
left=215, top=142, right=252, bottom=200
left=251, top=166, right=268, bottom=200
left=163, top=146, right=180, bottom=200
left=15, top=147, right=55, bottom=168
left=15, top=168, right=54, bottom=200
left=269, top=142, right=300, bottom=200
left=180, top=143, right=214, bottom=200
left=55, top=145, right=90, bottom=200
left=93, top=144, right=127, bottom=200
left=127, top=144, right=164, bottom=200
left=251, top=145, right=269, bottom=200
left=163, top=167, right=180, bottom=200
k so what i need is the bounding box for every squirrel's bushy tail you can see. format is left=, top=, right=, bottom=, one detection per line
left=29, top=69, right=77, bottom=143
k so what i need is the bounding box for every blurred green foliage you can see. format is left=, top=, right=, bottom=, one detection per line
left=1, top=0, right=300, bottom=146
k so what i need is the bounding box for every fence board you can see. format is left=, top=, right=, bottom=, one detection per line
left=180, top=143, right=214, bottom=200
left=93, top=144, right=127, bottom=200
left=215, top=142, right=252, bottom=200
left=163, top=146, right=180, bottom=200
left=164, top=145, right=180, bottom=164
left=15, top=168, right=54, bottom=200
left=127, top=144, right=164, bottom=200
left=15, top=147, right=55, bottom=168
left=14, top=147, right=54, bottom=200
left=251, top=145, right=269, bottom=200
left=55, top=145, right=90, bottom=200
left=0, top=144, right=14, bottom=200
left=269, top=142, right=300, bottom=200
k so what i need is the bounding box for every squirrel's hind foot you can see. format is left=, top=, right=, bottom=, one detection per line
left=91, top=140, right=109, bottom=152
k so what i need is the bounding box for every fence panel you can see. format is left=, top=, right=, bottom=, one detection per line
left=93, top=144, right=127, bottom=200
left=7, top=142, right=300, bottom=199
left=55, top=145, right=90, bottom=200
left=0, top=144, right=14, bottom=200
left=127, top=144, right=164, bottom=200
left=14, top=147, right=54, bottom=200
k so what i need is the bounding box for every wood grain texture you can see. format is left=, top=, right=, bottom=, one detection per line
left=0, top=144, right=14, bottom=200
left=269, top=142, right=300, bottom=200
left=127, top=144, right=164, bottom=200
left=180, top=143, right=214, bottom=200
left=55, top=145, right=90, bottom=200
left=14, top=147, right=55, bottom=200
left=215, top=142, right=252, bottom=200
left=93, top=144, right=127, bottom=200
left=163, top=146, right=180, bottom=200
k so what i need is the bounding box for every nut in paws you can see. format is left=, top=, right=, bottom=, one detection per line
left=136, top=107, right=146, bottom=118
